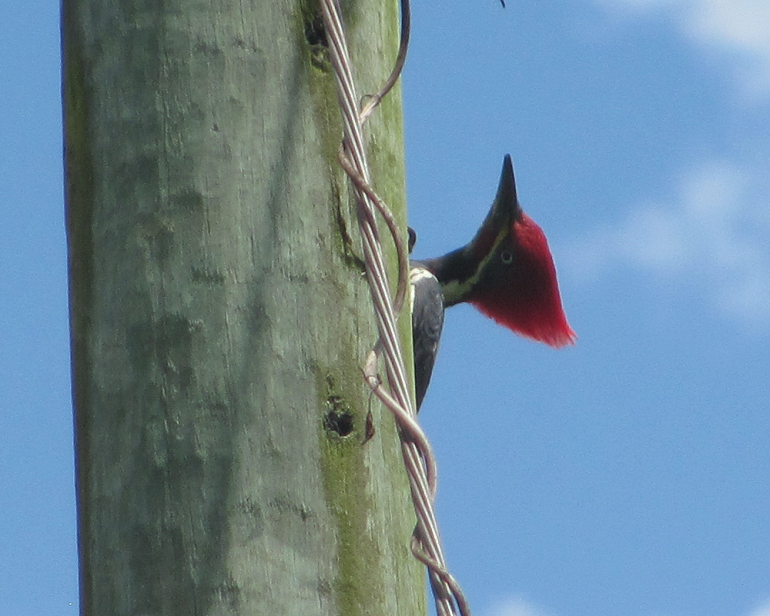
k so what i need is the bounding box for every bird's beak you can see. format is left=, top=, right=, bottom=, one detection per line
left=467, top=154, right=521, bottom=260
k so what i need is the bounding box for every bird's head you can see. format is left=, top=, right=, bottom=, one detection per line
left=421, top=155, right=576, bottom=348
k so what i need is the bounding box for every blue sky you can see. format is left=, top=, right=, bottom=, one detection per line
left=1, top=1, right=769, bottom=615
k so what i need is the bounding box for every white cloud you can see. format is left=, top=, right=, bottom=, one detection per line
left=563, top=160, right=770, bottom=329
left=594, top=0, right=770, bottom=99
left=483, top=594, right=770, bottom=616
left=485, top=596, right=555, bottom=616
left=484, top=595, right=770, bottom=616
left=748, top=600, right=770, bottom=616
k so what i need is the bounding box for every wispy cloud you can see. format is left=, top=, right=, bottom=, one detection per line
left=594, top=0, right=770, bottom=99
left=485, top=595, right=770, bottom=616
left=749, top=600, right=770, bottom=616
left=485, top=596, right=555, bottom=616
left=563, top=160, right=770, bottom=329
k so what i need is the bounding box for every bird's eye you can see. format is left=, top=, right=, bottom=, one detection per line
left=500, top=250, right=513, bottom=264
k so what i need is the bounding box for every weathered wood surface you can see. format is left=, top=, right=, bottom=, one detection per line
left=63, top=0, right=422, bottom=613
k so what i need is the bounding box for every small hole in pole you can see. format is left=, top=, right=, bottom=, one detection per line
left=304, top=13, right=327, bottom=48
left=325, top=409, right=354, bottom=437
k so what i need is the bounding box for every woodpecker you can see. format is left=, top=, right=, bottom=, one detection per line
left=410, top=155, right=576, bottom=410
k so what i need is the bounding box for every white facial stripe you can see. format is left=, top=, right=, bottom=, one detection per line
left=442, top=226, right=509, bottom=305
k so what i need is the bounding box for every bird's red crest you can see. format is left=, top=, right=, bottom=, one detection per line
left=470, top=214, right=576, bottom=348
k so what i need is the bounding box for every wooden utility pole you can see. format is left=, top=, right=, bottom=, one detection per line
left=62, top=0, right=423, bottom=614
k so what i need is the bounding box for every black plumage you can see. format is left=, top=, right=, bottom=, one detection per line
left=409, top=264, right=445, bottom=411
